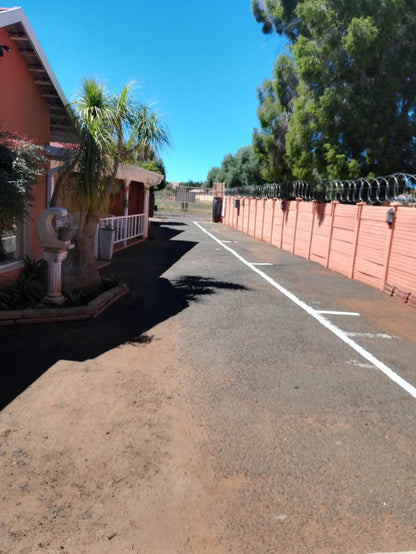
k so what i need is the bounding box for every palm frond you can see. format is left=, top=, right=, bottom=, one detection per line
left=61, top=77, right=170, bottom=220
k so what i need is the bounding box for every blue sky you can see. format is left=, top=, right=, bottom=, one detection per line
left=7, top=1, right=285, bottom=182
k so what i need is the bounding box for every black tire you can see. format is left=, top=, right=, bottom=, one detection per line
left=212, top=197, right=222, bottom=222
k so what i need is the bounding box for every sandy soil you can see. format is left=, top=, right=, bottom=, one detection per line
left=0, top=319, right=228, bottom=554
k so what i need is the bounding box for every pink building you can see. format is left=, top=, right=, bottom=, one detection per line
left=0, top=7, right=162, bottom=283
left=0, top=6, right=75, bottom=283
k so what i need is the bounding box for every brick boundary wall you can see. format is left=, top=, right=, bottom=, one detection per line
left=222, top=197, right=416, bottom=307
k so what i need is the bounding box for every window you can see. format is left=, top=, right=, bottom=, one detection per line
left=0, top=223, right=23, bottom=270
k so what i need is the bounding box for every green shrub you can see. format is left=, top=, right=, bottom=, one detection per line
left=0, top=256, right=46, bottom=309
left=0, top=261, right=125, bottom=310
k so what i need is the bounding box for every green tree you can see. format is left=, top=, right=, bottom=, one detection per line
left=252, top=0, right=416, bottom=179
left=55, top=78, right=169, bottom=289
left=140, top=157, right=168, bottom=190
left=253, top=53, right=297, bottom=181
left=0, top=132, right=46, bottom=261
left=206, top=166, right=223, bottom=187
left=206, top=146, right=264, bottom=188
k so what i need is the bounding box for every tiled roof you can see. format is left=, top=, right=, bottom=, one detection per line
left=50, top=141, right=78, bottom=150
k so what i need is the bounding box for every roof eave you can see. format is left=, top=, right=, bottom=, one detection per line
left=0, top=7, right=68, bottom=110
left=117, top=164, right=164, bottom=187
left=43, top=146, right=163, bottom=186
left=0, top=7, right=77, bottom=142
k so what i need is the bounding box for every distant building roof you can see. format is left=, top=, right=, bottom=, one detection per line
left=0, top=7, right=77, bottom=142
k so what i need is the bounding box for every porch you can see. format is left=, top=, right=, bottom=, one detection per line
left=96, top=165, right=162, bottom=259
left=94, top=213, right=147, bottom=258
left=45, top=152, right=163, bottom=261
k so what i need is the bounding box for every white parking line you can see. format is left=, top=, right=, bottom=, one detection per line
left=252, top=262, right=273, bottom=266
left=195, top=221, right=416, bottom=400
left=317, top=310, right=360, bottom=316
left=346, top=332, right=393, bottom=339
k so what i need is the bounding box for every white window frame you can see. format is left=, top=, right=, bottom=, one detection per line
left=0, top=222, right=25, bottom=274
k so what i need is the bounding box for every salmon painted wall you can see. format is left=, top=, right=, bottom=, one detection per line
left=128, top=183, right=144, bottom=215
left=223, top=197, right=416, bottom=304
left=0, top=28, right=50, bottom=141
left=108, top=181, right=145, bottom=216
left=108, top=180, right=124, bottom=216
left=0, top=26, right=50, bottom=268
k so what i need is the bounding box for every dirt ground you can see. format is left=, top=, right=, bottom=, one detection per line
left=0, top=319, right=231, bottom=554
left=2, top=315, right=414, bottom=554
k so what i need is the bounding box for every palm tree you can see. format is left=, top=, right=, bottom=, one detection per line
left=54, top=78, right=169, bottom=289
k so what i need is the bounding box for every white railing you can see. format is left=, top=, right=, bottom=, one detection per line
left=99, top=214, right=146, bottom=244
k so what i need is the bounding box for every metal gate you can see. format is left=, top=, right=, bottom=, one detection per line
left=155, top=185, right=214, bottom=213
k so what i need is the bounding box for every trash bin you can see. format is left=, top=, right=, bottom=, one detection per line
left=99, top=227, right=115, bottom=261
left=212, top=197, right=222, bottom=222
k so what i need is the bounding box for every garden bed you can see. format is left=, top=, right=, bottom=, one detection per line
left=0, top=257, right=129, bottom=324
left=0, top=283, right=129, bottom=325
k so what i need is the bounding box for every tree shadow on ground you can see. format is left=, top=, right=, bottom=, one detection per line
left=173, top=275, right=248, bottom=301
left=0, top=221, right=248, bottom=410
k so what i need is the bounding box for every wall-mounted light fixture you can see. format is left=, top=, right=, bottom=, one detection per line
left=0, top=44, right=11, bottom=57
left=386, top=207, right=395, bottom=225
left=281, top=200, right=286, bottom=211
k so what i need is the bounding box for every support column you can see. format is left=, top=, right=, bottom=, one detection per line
left=280, top=200, right=286, bottom=250
left=292, top=197, right=302, bottom=254
left=307, top=200, right=318, bottom=260
left=349, top=202, right=365, bottom=279
left=143, top=185, right=150, bottom=239
left=123, top=180, right=130, bottom=247
left=46, top=167, right=61, bottom=207
left=42, top=249, right=69, bottom=305
left=381, top=203, right=398, bottom=291
left=260, top=198, right=267, bottom=241
left=270, top=198, right=277, bottom=245
left=326, top=201, right=339, bottom=269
